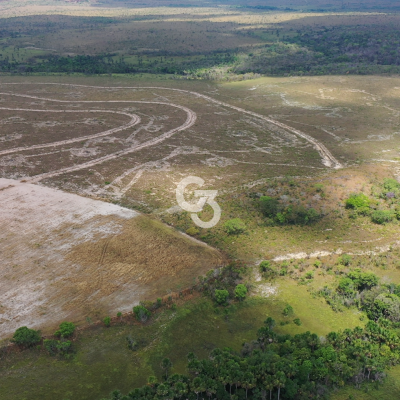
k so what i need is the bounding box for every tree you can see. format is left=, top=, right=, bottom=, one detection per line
left=55, top=322, right=76, bottom=338
left=264, top=317, right=276, bottom=330
left=12, top=326, right=41, bottom=347
left=215, top=289, right=229, bottom=305
left=234, top=284, right=248, bottom=301
left=133, top=305, right=151, bottom=322
left=242, top=372, right=256, bottom=399
left=161, top=357, right=173, bottom=378
left=275, top=371, right=286, bottom=400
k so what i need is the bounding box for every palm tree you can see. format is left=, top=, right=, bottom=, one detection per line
left=161, top=358, right=173, bottom=379
left=242, top=372, right=256, bottom=399
left=264, top=375, right=275, bottom=400
left=275, top=371, right=286, bottom=400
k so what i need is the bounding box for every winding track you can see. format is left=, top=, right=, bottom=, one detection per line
left=0, top=83, right=342, bottom=185
left=0, top=107, right=140, bottom=156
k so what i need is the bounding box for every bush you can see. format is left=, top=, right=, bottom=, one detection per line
left=338, top=277, right=356, bottom=296
left=382, top=178, right=400, bottom=196
left=186, top=226, right=199, bottom=236
left=43, top=339, right=72, bottom=356
left=314, top=260, right=322, bottom=268
left=371, top=210, right=394, bottom=224
left=259, top=260, right=277, bottom=278
left=224, top=218, right=246, bottom=235
left=215, top=289, right=229, bottom=305
left=345, top=193, right=370, bottom=215
left=234, top=284, right=248, bottom=301
left=43, top=339, right=58, bottom=355
left=283, top=305, right=294, bottom=316
left=259, top=196, right=279, bottom=217
left=338, top=254, right=352, bottom=266
left=293, top=318, right=302, bottom=326
left=133, top=305, right=151, bottom=322
left=55, top=322, right=76, bottom=338
left=12, top=326, right=41, bottom=347
left=103, top=316, right=111, bottom=327
left=305, top=271, right=314, bottom=279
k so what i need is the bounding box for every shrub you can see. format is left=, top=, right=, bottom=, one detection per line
left=215, top=289, right=229, bottom=305
left=314, top=184, right=324, bottom=193
left=259, top=260, right=277, bottom=278
left=43, top=339, right=58, bottom=355
left=347, top=270, right=379, bottom=291
left=283, top=305, right=294, bottom=316
left=186, top=226, right=199, bottom=236
left=44, top=339, right=72, bottom=356
left=133, top=305, right=151, bottom=322
left=371, top=210, right=394, bottom=224
left=314, top=260, right=322, bottom=268
left=56, top=340, right=72, bottom=355
left=337, top=277, right=356, bottom=296
left=224, top=218, right=246, bottom=235
left=305, top=271, right=314, bottom=279
left=338, top=254, right=352, bottom=266
left=55, top=322, right=76, bottom=338
left=103, top=316, right=111, bottom=327
left=345, top=193, right=370, bottom=215
left=234, top=284, right=248, bottom=301
left=382, top=178, right=400, bottom=196
left=259, top=196, right=279, bottom=217
left=12, top=327, right=41, bottom=347
left=293, top=318, right=302, bottom=326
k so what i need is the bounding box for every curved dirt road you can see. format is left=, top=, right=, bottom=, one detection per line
left=0, top=83, right=342, bottom=169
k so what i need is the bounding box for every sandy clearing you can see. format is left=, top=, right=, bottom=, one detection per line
left=0, top=178, right=223, bottom=339
left=0, top=178, right=138, bottom=338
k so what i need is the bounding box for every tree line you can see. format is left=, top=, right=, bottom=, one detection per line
left=101, top=315, right=400, bottom=400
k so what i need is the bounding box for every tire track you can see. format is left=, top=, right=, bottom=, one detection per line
left=0, top=83, right=342, bottom=169
left=0, top=107, right=140, bottom=156
left=0, top=92, right=196, bottom=183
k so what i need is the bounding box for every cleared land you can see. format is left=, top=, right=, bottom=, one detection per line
left=0, top=178, right=223, bottom=339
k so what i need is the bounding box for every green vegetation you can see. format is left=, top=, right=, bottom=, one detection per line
left=102, top=315, right=400, bottom=400
left=214, top=289, right=229, bottom=306
left=345, top=193, right=371, bottom=215
left=283, top=304, right=294, bottom=317
left=259, top=196, right=320, bottom=225
left=43, top=339, right=72, bottom=357
left=234, top=284, right=248, bottom=301
left=11, top=326, right=41, bottom=347
left=371, top=210, right=395, bottom=225
left=54, top=322, right=76, bottom=338
left=133, top=305, right=151, bottom=322
left=223, top=218, right=246, bottom=235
